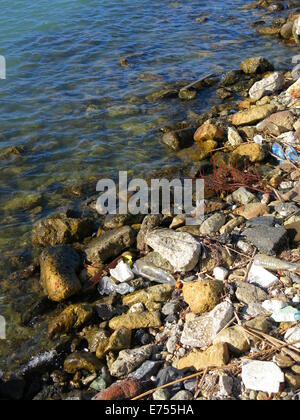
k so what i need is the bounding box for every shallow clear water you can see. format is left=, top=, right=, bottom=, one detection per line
left=0, top=0, right=299, bottom=370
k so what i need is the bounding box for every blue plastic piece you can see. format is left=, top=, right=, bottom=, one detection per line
left=285, top=145, right=299, bottom=163
left=272, top=142, right=285, bottom=161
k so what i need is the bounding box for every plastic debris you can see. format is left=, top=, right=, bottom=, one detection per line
left=242, top=361, right=284, bottom=393
left=98, top=276, right=134, bottom=296
left=285, top=145, right=299, bottom=162
left=271, top=306, right=300, bottom=322
left=272, top=142, right=285, bottom=161
left=248, top=263, right=278, bottom=289
left=110, top=260, right=134, bottom=283
left=98, top=277, right=117, bottom=296
left=133, top=260, right=176, bottom=285
left=254, top=254, right=300, bottom=273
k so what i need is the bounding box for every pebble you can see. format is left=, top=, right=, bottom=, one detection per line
left=153, top=389, right=171, bottom=401
left=182, top=280, right=223, bottom=314
left=181, top=301, right=234, bottom=348
left=200, top=213, right=226, bottom=235
left=213, top=267, right=229, bottom=281
left=284, top=324, right=300, bottom=349
left=171, top=390, right=193, bottom=400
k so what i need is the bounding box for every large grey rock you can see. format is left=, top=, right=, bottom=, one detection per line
left=137, top=215, right=164, bottom=252
left=245, top=226, right=288, bottom=255
left=85, top=226, right=136, bottom=264
left=249, top=72, right=285, bottom=101
left=180, top=301, right=234, bottom=348
left=109, top=345, right=155, bottom=378
left=146, top=229, right=201, bottom=272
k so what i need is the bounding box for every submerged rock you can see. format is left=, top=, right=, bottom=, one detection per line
left=40, top=246, right=82, bottom=302
left=48, top=303, right=93, bottom=338
left=240, top=57, right=273, bottom=75
left=177, top=141, right=217, bottom=162
left=96, top=328, right=132, bottom=359
left=64, top=352, right=104, bottom=374
left=33, top=214, right=95, bottom=247
left=85, top=226, right=136, bottom=264
left=145, top=229, right=201, bottom=272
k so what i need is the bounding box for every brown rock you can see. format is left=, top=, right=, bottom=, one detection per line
left=177, top=141, right=217, bottom=162
left=240, top=57, right=273, bottom=75
left=232, top=105, right=277, bottom=126
left=257, top=111, right=295, bottom=136
left=236, top=203, right=269, bottom=220
left=176, top=343, right=230, bottom=371
left=182, top=280, right=224, bottom=315
left=230, top=144, right=265, bottom=167
left=213, top=325, right=250, bottom=355
left=85, top=226, right=136, bottom=264
left=285, top=372, right=300, bottom=390
left=48, top=303, right=93, bottom=338
left=40, top=246, right=82, bottom=302
left=194, top=123, right=225, bottom=142
left=109, top=311, right=161, bottom=330
left=33, top=215, right=95, bottom=247
left=64, top=352, right=104, bottom=374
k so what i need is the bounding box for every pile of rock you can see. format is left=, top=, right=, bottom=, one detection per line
left=3, top=48, right=300, bottom=401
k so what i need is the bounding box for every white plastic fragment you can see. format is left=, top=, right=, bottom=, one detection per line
left=242, top=361, right=284, bottom=393
left=98, top=276, right=134, bottom=296
left=271, top=306, right=300, bottom=323
left=110, top=260, right=134, bottom=283
left=248, top=263, right=278, bottom=289
left=261, top=300, right=288, bottom=312
left=213, top=267, right=229, bottom=281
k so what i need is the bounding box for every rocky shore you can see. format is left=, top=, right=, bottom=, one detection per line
left=1, top=0, right=300, bottom=401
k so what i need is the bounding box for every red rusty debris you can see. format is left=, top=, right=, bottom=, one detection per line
left=92, top=378, right=143, bottom=401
